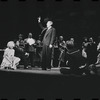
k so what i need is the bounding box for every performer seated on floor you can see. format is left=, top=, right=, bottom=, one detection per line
left=60, top=40, right=87, bottom=75
left=0, top=41, right=20, bottom=70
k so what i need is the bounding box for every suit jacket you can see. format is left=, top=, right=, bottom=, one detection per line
left=42, top=27, right=56, bottom=46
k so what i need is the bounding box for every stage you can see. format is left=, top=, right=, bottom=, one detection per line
left=0, top=66, right=100, bottom=100
left=0, top=67, right=61, bottom=75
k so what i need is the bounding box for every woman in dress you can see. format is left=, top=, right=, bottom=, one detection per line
left=0, top=41, right=20, bottom=70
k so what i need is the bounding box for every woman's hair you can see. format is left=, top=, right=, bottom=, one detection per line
left=7, top=41, right=15, bottom=48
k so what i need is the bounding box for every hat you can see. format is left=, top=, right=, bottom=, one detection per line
left=44, top=17, right=49, bottom=23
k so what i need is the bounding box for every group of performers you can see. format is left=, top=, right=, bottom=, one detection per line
left=0, top=16, right=56, bottom=70
left=1, top=16, right=100, bottom=75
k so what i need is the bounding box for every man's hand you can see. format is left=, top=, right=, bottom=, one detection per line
left=49, top=44, right=52, bottom=48
left=38, top=16, right=41, bottom=23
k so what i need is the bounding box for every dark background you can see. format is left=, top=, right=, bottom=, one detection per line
left=0, top=0, right=100, bottom=48
left=0, top=1, right=100, bottom=99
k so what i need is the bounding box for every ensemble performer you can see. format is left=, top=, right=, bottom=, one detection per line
left=82, top=37, right=88, bottom=49
left=52, top=37, right=59, bottom=67
left=38, top=17, right=56, bottom=70
left=85, top=37, right=97, bottom=66
left=24, top=33, right=36, bottom=68
left=1, top=41, right=20, bottom=70
left=36, top=35, right=43, bottom=67
left=96, top=37, right=100, bottom=64
left=15, top=34, right=29, bottom=69
left=60, top=40, right=87, bottom=75
left=58, top=36, right=66, bottom=67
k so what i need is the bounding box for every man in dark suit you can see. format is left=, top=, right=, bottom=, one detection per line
left=38, top=17, right=56, bottom=70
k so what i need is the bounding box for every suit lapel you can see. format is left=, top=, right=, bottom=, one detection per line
left=45, top=28, right=52, bottom=38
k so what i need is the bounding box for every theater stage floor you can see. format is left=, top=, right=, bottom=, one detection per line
left=0, top=67, right=61, bottom=75
left=0, top=65, right=100, bottom=76
left=0, top=66, right=100, bottom=99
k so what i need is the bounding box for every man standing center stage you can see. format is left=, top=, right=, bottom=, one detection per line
left=41, top=20, right=56, bottom=70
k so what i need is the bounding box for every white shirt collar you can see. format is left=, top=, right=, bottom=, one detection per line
left=47, top=26, right=52, bottom=30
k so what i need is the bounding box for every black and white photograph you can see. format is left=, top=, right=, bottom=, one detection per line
left=0, top=0, right=100, bottom=100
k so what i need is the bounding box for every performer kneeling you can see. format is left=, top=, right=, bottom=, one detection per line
left=1, top=41, right=20, bottom=70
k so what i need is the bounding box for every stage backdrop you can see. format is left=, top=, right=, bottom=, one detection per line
left=0, top=0, right=100, bottom=48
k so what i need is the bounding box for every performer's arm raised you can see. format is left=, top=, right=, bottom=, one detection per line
left=38, top=16, right=45, bottom=30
